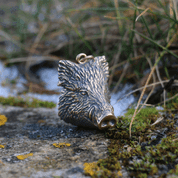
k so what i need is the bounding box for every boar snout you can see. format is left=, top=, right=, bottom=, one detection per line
left=97, top=111, right=117, bottom=130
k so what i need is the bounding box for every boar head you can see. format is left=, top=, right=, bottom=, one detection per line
left=58, top=55, right=117, bottom=130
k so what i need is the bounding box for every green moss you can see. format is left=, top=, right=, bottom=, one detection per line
left=168, top=164, right=178, bottom=176
left=124, top=107, right=159, bottom=132
left=97, top=157, right=121, bottom=171
left=164, top=93, right=178, bottom=110
left=105, top=107, right=160, bottom=140
left=90, top=107, right=178, bottom=178
left=0, top=96, right=56, bottom=108
left=137, top=173, right=147, bottom=178
left=176, top=164, right=178, bottom=175
left=10, top=79, right=17, bottom=84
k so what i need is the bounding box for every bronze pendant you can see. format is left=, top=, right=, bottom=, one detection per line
left=58, top=53, right=117, bottom=130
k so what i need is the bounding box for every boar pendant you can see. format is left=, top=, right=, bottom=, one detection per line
left=58, top=53, right=117, bottom=130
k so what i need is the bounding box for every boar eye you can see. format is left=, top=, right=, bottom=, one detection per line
left=81, top=91, right=88, bottom=95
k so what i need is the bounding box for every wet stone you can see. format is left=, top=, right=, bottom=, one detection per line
left=158, top=164, right=169, bottom=175
left=2, top=156, right=20, bottom=164
left=66, top=167, right=84, bottom=174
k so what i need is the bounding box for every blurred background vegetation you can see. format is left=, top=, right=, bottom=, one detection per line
left=0, top=0, right=178, bottom=95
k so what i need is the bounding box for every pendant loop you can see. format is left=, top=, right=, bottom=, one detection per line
left=76, top=53, right=94, bottom=64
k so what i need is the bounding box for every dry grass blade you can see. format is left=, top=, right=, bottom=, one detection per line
left=0, top=30, right=36, bottom=53
left=113, top=61, right=130, bottom=93
left=5, top=56, right=60, bottom=64
left=109, top=43, right=122, bottom=86
left=25, top=23, right=49, bottom=82
left=124, top=0, right=136, bottom=8
left=104, top=15, right=119, bottom=20
left=172, top=138, right=178, bottom=142
left=29, top=23, right=49, bottom=54
left=116, top=79, right=174, bottom=103
left=140, top=103, right=155, bottom=107
left=155, top=53, right=166, bottom=107
left=66, top=17, right=93, bottom=53
left=44, top=41, right=73, bottom=55
left=137, top=55, right=156, bottom=114
left=114, top=0, right=122, bottom=32
left=129, top=58, right=157, bottom=138
left=136, top=8, right=150, bottom=21
left=129, top=31, right=178, bottom=138
left=170, top=0, right=178, bottom=20
left=158, top=93, right=178, bottom=105
left=109, top=54, right=153, bottom=71
left=23, top=82, right=60, bottom=95
left=46, top=33, right=122, bottom=53
left=151, top=116, right=164, bottom=126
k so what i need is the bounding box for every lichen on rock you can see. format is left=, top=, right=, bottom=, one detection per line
left=16, top=153, right=33, bottom=160
left=0, top=115, right=7, bottom=126
left=53, top=143, right=71, bottom=148
left=0, top=145, right=4, bottom=149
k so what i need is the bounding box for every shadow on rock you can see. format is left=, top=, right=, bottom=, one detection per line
left=0, top=106, right=102, bottom=140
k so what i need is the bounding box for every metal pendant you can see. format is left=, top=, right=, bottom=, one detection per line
left=58, top=53, right=117, bottom=130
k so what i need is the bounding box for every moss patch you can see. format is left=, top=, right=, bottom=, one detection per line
left=86, top=107, right=178, bottom=177
left=124, top=107, right=160, bottom=132
left=168, top=164, right=178, bottom=176
left=164, top=93, right=178, bottom=110
left=0, top=96, right=56, bottom=108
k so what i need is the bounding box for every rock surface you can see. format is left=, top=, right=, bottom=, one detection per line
left=0, top=105, right=110, bottom=178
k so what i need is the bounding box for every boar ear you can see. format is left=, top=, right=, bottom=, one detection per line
left=58, top=60, right=81, bottom=90
left=96, top=56, right=109, bottom=78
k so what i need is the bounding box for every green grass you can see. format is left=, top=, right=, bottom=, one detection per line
left=164, top=93, right=178, bottom=110
left=1, top=0, right=177, bottom=87
left=0, top=96, right=56, bottom=108
left=1, top=0, right=178, bottom=131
